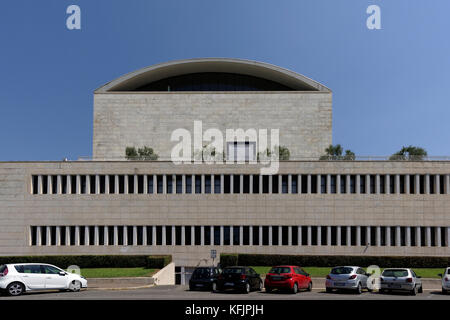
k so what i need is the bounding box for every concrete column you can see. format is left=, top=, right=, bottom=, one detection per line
left=171, top=226, right=175, bottom=246
left=269, top=226, right=273, bottom=246
left=288, top=226, right=292, bottom=246
left=181, top=226, right=185, bottom=246
left=435, top=175, right=440, bottom=194
left=85, top=175, right=90, bottom=194
left=406, top=227, right=411, bottom=247
left=201, top=226, right=205, bottom=245
left=416, top=227, right=421, bottom=246
left=160, top=226, right=166, bottom=246
left=240, top=226, right=243, bottom=246
left=114, top=175, right=119, bottom=195
left=426, top=227, right=431, bottom=247
left=94, top=226, right=99, bottom=246
left=307, top=174, right=312, bottom=194
left=298, top=226, right=302, bottom=246
left=386, top=226, right=391, bottom=246
left=154, top=175, right=158, bottom=194
left=278, top=226, right=282, bottom=246
left=123, top=226, right=128, bottom=246
left=405, top=175, right=410, bottom=194
left=47, top=176, right=52, bottom=194
left=346, top=175, right=350, bottom=194
left=415, top=174, right=420, bottom=194
left=376, top=174, right=380, bottom=194
left=366, top=174, right=370, bottom=194
left=346, top=226, right=351, bottom=246
left=172, top=174, right=176, bottom=194
left=327, top=226, right=331, bottom=246
left=133, top=175, right=138, bottom=194
left=446, top=227, right=450, bottom=247
left=298, top=174, right=302, bottom=194
left=366, top=226, right=371, bottom=245
left=425, top=174, right=430, bottom=194
left=37, top=175, right=43, bottom=194
left=249, top=226, right=253, bottom=246
left=201, top=174, right=205, bottom=194
left=316, top=174, right=321, bottom=194
left=385, top=174, right=390, bottom=195
left=211, top=174, right=215, bottom=194
left=220, top=174, right=225, bottom=194
left=336, top=226, right=341, bottom=246
left=259, top=226, right=263, bottom=246
left=133, top=226, right=138, bottom=245
left=336, top=175, right=341, bottom=194
left=105, top=175, right=110, bottom=194
left=180, top=175, right=185, bottom=194
left=95, top=175, right=100, bottom=194
left=317, top=227, right=322, bottom=246
left=46, top=227, right=51, bottom=246
left=230, top=226, right=234, bottom=246
left=220, top=226, right=224, bottom=246
left=240, top=175, right=244, bottom=194
left=249, top=175, right=253, bottom=194
left=326, top=174, right=331, bottom=194
left=65, top=227, right=71, bottom=246
left=307, top=226, right=312, bottom=246
left=278, top=175, right=282, bottom=194
left=259, top=175, right=263, bottom=194
left=56, top=226, right=61, bottom=246
left=36, top=226, right=42, bottom=246
left=356, top=175, right=360, bottom=194
left=395, top=174, right=400, bottom=194
left=288, top=174, right=292, bottom=194
left=84, top=226, right=89, bottom=246
left=141, top=175, right=147, bottom=194
left=445, top=175, right=450, bottom=194
left=57, top=175, right=62, bottom=194
left=162, top=175, right=167, bottom=194
left=356, top=226, right=361, bottom=246
left=66, top=175, right=72, bottom=194
left=113, top=226, right=118, bottom=246
left=76, top=175, right=81, bottom=194
left=395, top=226, right=401, bottom=246
left=104, top=226, right=109, bottom=246
left=436, top=227, right=441, bottom=247
left=152, top=226, right=156, bottom=246
left=230, top=175, right=234, bottom=194
left=376, top=226, right=381, bottom=246
left=210, top=226, right=214, bottom=245
left=268, top=175, right=272, bottom=194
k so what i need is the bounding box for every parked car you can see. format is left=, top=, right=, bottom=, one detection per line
left=438, top=267, right=450, bottom=294
left=379, top=268, right=422, bottom=295
left=325, top=266, right=371, bottom=294
left=264, top=265, right=312, bottom=294
left=0, top=263, right=87, bottom=296
left=189, top=266, right=222, bottom=291
left=213, top=266, right=262, bottom=294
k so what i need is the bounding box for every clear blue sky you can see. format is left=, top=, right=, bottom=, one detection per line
left=1, top=0, right=449, bottom=161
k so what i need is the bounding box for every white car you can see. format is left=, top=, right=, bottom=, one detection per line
left=0, top=263, right=87, bottom=296
left=379, top=268, right=422, bottom=295
left=439, top=268, right=450, bottom=294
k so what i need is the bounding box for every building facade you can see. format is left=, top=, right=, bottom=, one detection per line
left=0, top=58, right=449, bottom=268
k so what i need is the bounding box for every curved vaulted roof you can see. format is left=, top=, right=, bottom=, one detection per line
left=95, top=58, right=331, bottom=93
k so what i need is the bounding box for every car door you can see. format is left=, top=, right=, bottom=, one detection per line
left=411, top=270, right=421, bottom=287
left=357, top=268, right=368, bottom=287
left=248, top=268, right=257, bottom=289
left=298, top=268, right=308, bottom=288
left=18, top=265, right=46, bottom=289
left=293, top=267, right=303, bottom=288
left=41, top=265, right=67, bottom=289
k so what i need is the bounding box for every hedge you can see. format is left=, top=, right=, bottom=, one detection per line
left=0, top=255, right=172, bottom=269
left=220, top=253, right=450, bottom=268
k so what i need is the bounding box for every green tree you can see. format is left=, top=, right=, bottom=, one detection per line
left=125, top=146, right=159, bottom=160
left=257, top=145, right=290, bottom=161
left=389, top=145, right=427, bottom=161
left=320, top=144, right=355, bottom=160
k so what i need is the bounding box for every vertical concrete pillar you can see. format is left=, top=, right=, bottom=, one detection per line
left=406, top=227, right=411, bottom=247
left=160, top=226, right=166, bottom=246
left=133, top=175, right=138, bottom=194
left=436, top=227, right=441, bottom=247
left=278, top=175, right=282, bottom=194
left=426, top=227, right=431, bottom=247
left=259, top=175, right=263, bottom=194
left=85, top=175, right=91, bottom=194
left=395, top=174, right=400, bottom=194
left=66, top=227, right=71, bottom=246
left=259, top=226, right=263, bottom=246
left=278, top=226, right=282, bottom=246
left=240, top=226, right=243, bottom=246
left=346, top=226, right=351, bottom=246
left=36, top=226, right=42, bottom=246
left=105, top=175, right=110, bottom=194
left=133, top=226, right=138, bottom=245
left=152, top=226, right=156, bottom=246
left=56, top=226, right=61, bottom=246
left=269, top=226, right=273, bottom=246
left=376, top=174, right=380, bottom=194
left=356, top=175, right=360, bottom=194
left=67, top=175, right=72, bottom=194
left=201, top=174, right=205, bottom=194
left=104, top=226, right=109, bottom=246
left=327, top=226, right=331, bottom=246
left=230, top=175, right=234, bottom=194
left=172, top=174, right=176, bottom=194
left=240, top=174, right=244, bottom=194
left=288, top=226, right=292, bottom=246
left=57, top=175, right=62, bottom=194
left=76, top=175, right=81, bottom=194
left=47, top=176, right=52, bottom=194
left=405, top=175, right=410, bottom=194
left=143, top=175, right=148, bottom=194
left=307, top=226, right=312, bottom=246
left=114, top=175, right=119, bottom=195
left=37, top=175, right=43, bottom=194
left=317, top=227, right=322, bottom=246
left=181, top=175, right=185, bottom=194
left=268, top=175, right=272, bottom=194
left=435, top=174, right=440, bottom=194
left=211, top=174, right=215, bottom=194
left=210, top=226, right=214, bottom=245
left=316, top=174, right=321, bottom=194
left=94, top=226, right=99, bottom=246
left=376, top=226, right=381, bottom=246
left=181, top=226, right=185, bottom=246
left=425, top=174, right=430, bottom=194
left=346, top=175, right=351, bottom=194
left=288, top=175, right=292, bottom=194
left=201, top=226, right=205, bottom=245
left=385, top=174, right=390, bottom=195
left=336, top=226, right=341, bottom=246
left=298, top=174, right=302, bottom=194
left=249, top=175, right=253, bottom=194
left=416, top=226, right=421, bottom=246
left=307, top=175, right=312, bottom=194
left=395, top=226, right=401, bottom=246
left=162, top=175, right=167, bottom=194
left=123, top=226, right=128, bottom=246
left=366, top=226, right=371, bottom=245
left=114, top=226, right=118, bottom=246
left=386, top=226, right=391, bottom=247
left=356, top=226, right=361, bottom=246
left=415, top=174, right=420, bottom=194
left=298, top=226, right=302, bottom=246
left=445, top=174, right=450, bottom=194
left=154, top=175, right=158, bottom=194
left=230, top=226, right=234, bottom=246
left=96, top=175, right=100, bottom=194
left=336, top=175, right=341, bottom=194
left=46, top=227, right=52, bottom=246
left=220, top=226, right=224, bottom=246
left=326, top=174, right=331, bottom=194
left=249, top=226, right=253, bottom=246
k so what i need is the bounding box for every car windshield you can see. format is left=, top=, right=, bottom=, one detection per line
left=269, top=267, right=291, bottom=274
left=382, top=270, right=408, bottom=277
left=330, top=267, right=354, bottom=275
left=223, top=268, right=243, bottom=274
left=193, top=268, right=211, bottom=277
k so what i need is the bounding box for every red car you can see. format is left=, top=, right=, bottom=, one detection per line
left=264, top=265, right=312, bottom=294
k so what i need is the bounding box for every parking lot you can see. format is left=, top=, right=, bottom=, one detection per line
left=2, top=285, right=450, bottom=300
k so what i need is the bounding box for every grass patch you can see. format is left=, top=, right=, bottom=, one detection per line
left=75, top=267, right=158, bottom=278
left=252, top=266, right=446, bottom=279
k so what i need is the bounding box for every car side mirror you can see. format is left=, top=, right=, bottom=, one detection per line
left=306, top=273, right=310, bottom=277
left=59, top=271, right=67, bottom=276
left=417, top=276, right=422, bottom=279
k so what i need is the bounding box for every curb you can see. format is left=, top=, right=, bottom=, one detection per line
left=88, top=284, right=155, bottom=291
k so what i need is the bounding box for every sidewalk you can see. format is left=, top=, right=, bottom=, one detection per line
left=87, top=277, right=155, bottom=290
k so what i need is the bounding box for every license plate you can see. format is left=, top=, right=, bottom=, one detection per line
left=335, top=282, right=345, bottom=286
left=388, top=284, right=401, bottom=288
left=272, top=277, right=283, bottom=281
left=224, top=282, right=234, bottom=286
left=196, top=284, right=203, bottom=287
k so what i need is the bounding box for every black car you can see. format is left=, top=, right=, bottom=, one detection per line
left=213, top=266, right=263, bottom=294
left=189, top=267, right=222, bottom=291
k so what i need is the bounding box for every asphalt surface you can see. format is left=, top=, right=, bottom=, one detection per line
left=2, top=285, right=450, bottom=300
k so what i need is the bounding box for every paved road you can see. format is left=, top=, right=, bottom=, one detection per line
left=2, top=285, right=450, bottom=300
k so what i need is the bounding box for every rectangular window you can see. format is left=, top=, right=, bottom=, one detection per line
left=389, top=175, right=395, bottom=194
left=70, top=226, right=76, bottom=246
left=52, top=175, right=58, bottom=194
left=370, top=175, right=376, bottom=194
left=224, top=175, right=231, bottom=194
left=176, top=175, right=182, bottom=194
left=109, top=175, right=115, bottom=194
left=195, top=175, right=201, bottom=194
left=90, top=226, right=96, bottom=246
left=89, top=175, right=96, bottom=194
left=32, top=176, right=38, bottom=194
left=430, top=175, right=436, bottom=194
left=419, top=175, right=425, bottom=194
left=311, top=226, right=317, bottom=246
left=166, top=175, right=173, bottom=194
left=379, top=175, right=385, bottom=194
left=291, top=175, right=298, bottom=194
left=99, top=175, right=106, bottom=194
left=80, top=176, right=86, bottom=194
left=350, top=175, right=356, bottom=193
left=282, top=226, right=289, bottom=245
left=233, top=226, right=240, bottom=245
left=243, top=175, right=250, bottom=194
left=311, top=175, right=317, bottom=194
left=184, top=175, right=191, bottom=194
left=175, top=226, right=182, bottom=245
left=252, top=226, right=259, bottom=245
left=194, top=226, right=201, bottom=245
left=205, top=175, right=211, bottom=194
left=118, top=175, right=125, bottom=194
left=136, top=226, right=143, bottom=245
left=399, top=175, right=405, bottom=194
left=156, top=226, right=162, bottom=245
left=330, top=175, right=336, bottom=194
left=409, top=175, right=415, bottom=194
left=157, top=175, right=163, bottom=194
left=301, top=175, right=308, bottom=193
left=147, top=175, right=153, bottom=194
left=341, top=227, right=347, bottom=246
left=79, top=227, right=85, bottom=246
left=61, top=175, right=67, bottom=194
left=166, top=226, right=172, bottom=246
left=137, top=175, right=144, bottom=194
left=272, top=227, right=279, bottom=246
left=223, top=227, right=230, bottom=245
left=272, top=175, right=279, bottom=193
left=214, top=175, right=221, bottom=194
left=243, top=226, right=250, bottom=245
left=262, top=176, right=269, bottom=194
left=359, top=175, right=366, bottom=194
left=214, top=226, right=220, bottom=245
left=30, top=226, right=37, bottom=245
left=185, top=226, right=191, bottom=246
left=292, top=226, right=298, bottom=245
left=320, top=175, right=326, bottom=194
left=145, top=226, right=152, bottom=245
left=98, top=226, right=104, bottom=246
left=204, top=226, right=211, bottom=245
left=340, top=175, right=346, bottom=194
left=440, top=175, right=445, bottom=194
left=282, top=175, right=288, bottom=194
left=301, top=226, right=308, bottom=245
left=331, top=226, right=337, bottom=246
left=262, top=226, right=269, bottom=246
left=233, top=175, right=240, bottom=193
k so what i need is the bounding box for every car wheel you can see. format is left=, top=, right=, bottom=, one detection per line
left=258, top=281, right=263, bottom=292
left=291, top=283, right=298, bottom=294
left=418, top=285, right=423, bottom=294
left=7, top=282, right=25, bottom=296
left=69, top=280, right=81, bottom=292
left=307, top=282, right=312, bottom=292
left=326, top=287, right=332, bottom=293
left=244, top=283, right=250, bottom=294
left=356, top=282, right=362, bottom=294
left=410, top=285, right=417, bottom=296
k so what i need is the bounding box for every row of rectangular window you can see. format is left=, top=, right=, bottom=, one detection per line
left=30, top=225, right=450, bottom=247
left=31, top=174, right=450, bottom=195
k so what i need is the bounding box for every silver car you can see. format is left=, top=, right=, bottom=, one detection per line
left=438, top=267, right=450, bottom=294
left=379, top=268, right=422, bottom=295
left=325, top=266, right=371, bottom=294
